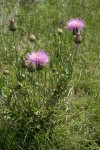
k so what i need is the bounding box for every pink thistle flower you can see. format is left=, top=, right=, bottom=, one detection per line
left=66, top=18, right=84, bottom=34
left=28, top=50, right=49, bottom=70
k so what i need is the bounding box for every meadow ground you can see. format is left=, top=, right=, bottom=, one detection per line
left=0, top=0, right=100, bottom=150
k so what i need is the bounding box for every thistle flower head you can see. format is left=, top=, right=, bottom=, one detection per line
left=66, top=18, right=84, bottom=32
left=28, top=50, right=49, bottom=70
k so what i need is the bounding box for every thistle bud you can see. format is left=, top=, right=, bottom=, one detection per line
left=36, top=64, right=43, bottom=71
left=21, top=74, right=25, bottom=80
left=51, top=64, right=57, bottom=73
left=28, top=33, right=36, bottom=42
left=74, top=33, right=82, bottom=44
left=27, top=64, right=36, bottom=72
left=3, top=69, right=9, bottom=76
left=9, top=19, right=17, bottom=32
left=21, top=59, right=28, bottom=68
left=57, top=28, right=63, bottom=35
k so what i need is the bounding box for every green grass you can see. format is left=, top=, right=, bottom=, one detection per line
left=0, top=0, right=100, bottom=150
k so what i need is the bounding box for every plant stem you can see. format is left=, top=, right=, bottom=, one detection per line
left=44, top=67, right=47, bottom=100
left=13, top=32, right=20, bottom=80
left=38, top=71, right=40, bottom=100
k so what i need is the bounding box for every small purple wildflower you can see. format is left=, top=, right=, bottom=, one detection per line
left=28, top=50, right=49, bottom=70
left=66, top=18, right=84, bottom=32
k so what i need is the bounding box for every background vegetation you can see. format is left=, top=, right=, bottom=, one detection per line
left=0, top=0, right=100, bottom=150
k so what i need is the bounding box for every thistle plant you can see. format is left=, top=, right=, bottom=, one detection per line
left=46, top=18, right=85, bottom=116
left=28, top=50, right=49, bottom=103
left=66, top=18, right=84, bottom=44
left=1, top=9, right=85, bottom=149
left=57, top=28, right=63, bottom=57
left=9, top=18, right=20, bottom=80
